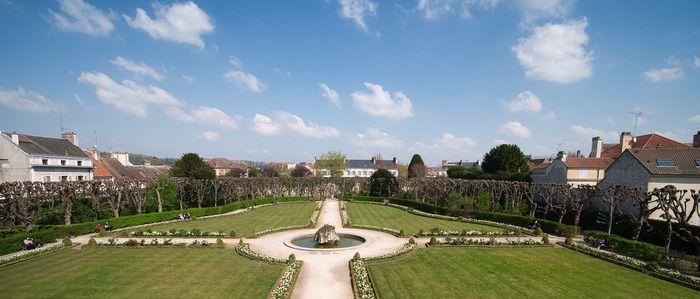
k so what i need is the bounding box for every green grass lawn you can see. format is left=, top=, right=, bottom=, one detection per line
left=0, top=247, right=282, bottom=298
left=124, top=201, right=317, bottom=237
left=368, top=247, right=698, bottom=298
left=345, top=202, right=503, bottom=234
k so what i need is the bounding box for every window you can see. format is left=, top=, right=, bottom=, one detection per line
left=60, top=160, right=66, bottom=166
left=77, top=161, right=82, bottom=166
left=77, top=176, right=84, bottom=181
left=42, top=159, right=48, bottom=165
left=695, top=160, right=700, bottom=167
left=578, top=169, right=589, bottom=178
left=656, top=159, right=676, bottom=167
left=43, top=176, right=51, bottom=182
left=61, top=176, right=68, bottom=182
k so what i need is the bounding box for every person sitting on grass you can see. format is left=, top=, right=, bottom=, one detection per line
left=104, top=222, right=112, bottom=231
left=595, top=238, right=608, bottom=250
left=95, top=223, right=102, bottom=233
left=22, top=237, right=39, bottom=250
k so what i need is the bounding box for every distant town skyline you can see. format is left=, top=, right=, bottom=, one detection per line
left=1, top=0, right=699, bottom=166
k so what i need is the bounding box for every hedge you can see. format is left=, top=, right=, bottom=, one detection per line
left=583, top=230, right=665, bottom=262
left=342, top=195, right=576, bottom=237
left=0, top=196, right=309, bottom=255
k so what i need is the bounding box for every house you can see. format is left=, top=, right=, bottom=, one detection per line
left=315, top=156, right=399, bottom=177
left=84, top=148, right=112, bottom=180
left=598, top=146, right=700, bottom=225
left=437, top=160, right=479, bottom=177
left=0, top=131, right=93, bottom=183
left=597, top=132, right=690, bottom=159
left=530, top=151, right=614, bottom=186
left=86, top=148, right=169, bottom=181
left=207, top=157, right=247, bottom=177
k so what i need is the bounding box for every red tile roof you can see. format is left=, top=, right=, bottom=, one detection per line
left=207, top=158, right=246, bottom=170
left=84, top=150, right=112, bottom=178
left=601, top=133, right=690, bottom=158
left=563, top=157, right=614, bottom=169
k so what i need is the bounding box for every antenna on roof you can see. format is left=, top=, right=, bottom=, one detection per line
left=555, top=143, right=564, bottom=152
left=59, top=115, right=65, bottom=134
left=629, top=111, right=643, bottom=142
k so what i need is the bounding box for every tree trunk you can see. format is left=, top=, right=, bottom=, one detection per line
left=156, top=188, right=163, bottom=213
left=607, top=200, right=614, bottom=234
left=64, top=198, right=73, bottom=225
left=664, top=218, right=673, bottom=256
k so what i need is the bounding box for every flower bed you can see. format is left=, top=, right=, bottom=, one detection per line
left=247, top=226, right=310, bottom=238
left=562, top=241, right=700, bottom=290
left=236, top=243, right=287, bottom=264
left=350, top=259, right=376, bottom=299
left=132, top=230, right=226, bottom=237
left=95, top=238, right=214, bottom=247
left=0, top=243, right=66, bottom=267
left=430, top=237, right=547, bottom=247
left=350, top=225, right=401, bottom=236
left=307, top=201, right=323, bottom=227
left=268, top=260, right=302, bottom=299
left=363, top=242, right=416, bottom=262
left=417, top=230, right=517, bottom=237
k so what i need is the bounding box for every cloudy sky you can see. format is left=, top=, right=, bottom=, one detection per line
left=1, top=0, right=698, bottom=165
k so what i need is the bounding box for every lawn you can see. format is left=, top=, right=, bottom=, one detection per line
left=345, top=202, right=503, bottom=234
left=0, top=247, right=282, bottom=298
left=124, top=201, right=317, bottom=237
left=368, top=247, right=698, bottom=298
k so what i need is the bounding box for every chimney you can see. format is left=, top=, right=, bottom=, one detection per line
left=441, top=160, right=447, bottom=166
left=557, top=151, right=567, bottom=162
left=371, top=156, right=376, bottom=164
left=620, top=132, right=633, bottom=153
left=92, top=145, right=100, bottom=160
left=62, top=132, right=79, bottom=146
left=10, top=132, right=19, bottom=145
left=590, top=136, right=603, bottom=158
left=392, top=157, right=397, bottom=163
left=694, top=131, right=700, bottom=148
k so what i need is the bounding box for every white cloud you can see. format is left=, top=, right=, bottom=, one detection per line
left=544, top=111, right=556, bottom=119
left=223, top=70, right=266, bottom=93
left=694, top=56, right=700, bottom=69
left=642, top=67, right=684, bottom=83
left=166, top=106, right=240, bottom=129
left=228, top=56, right=243, bottom=69
left=351, top=82, right=413, bottom=120
left=198, top=131, right=220, bottom=142
left=78, top=71, right=181, bottom=117
left=353, top=128, right=402, bottom=149
left=514, top=0, right=573, bottom=24
left=416, top=0, right=499, bottom=20
left=251, top=113, right=280, bottom=135
left=124, top=1, right=214, bottom=48
left=181, top=75, right=195, bottom=84
left=339, top=0, right=377, bottom=32
left=0, top=86, right=66, bottom=113
left=320, top=83, right=341, bottom=109
left=689, top=115, right=700, bottom=124
left=503, top=90, right=543, bottom=112
left=49, top=0, right=114, bottom=36
left=275, top=111, right=340, bottom=138
left=111, top=56, right=164, bottom=81
left=570, top=125, right=617, bottom=140
left=435, top=133, right=477, bottom=150
left=498, top=121, right=531, bottom=138
left=512, top=18, right=593, bottom=83
left=414, top=133, right=478, bottom=159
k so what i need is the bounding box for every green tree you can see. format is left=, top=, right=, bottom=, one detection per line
left=291, top=164, right=310, bottom=177
left=247, top=168, right=259, bottom=177
left=369, top=169, right=398, bottom=197
left=169, top=153, right=215, bottom=179
left=261, top=165, right=280, bottom=177
left=316, top=150, right=347, bottom=177
left=481, top=144, right=531, bottom=174
left=407, top=154, right=426, bottom=178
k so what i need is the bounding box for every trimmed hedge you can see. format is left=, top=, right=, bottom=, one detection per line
left=342, top=195, right=576, bottom=237
left=583, top=230, right=665, bottom=262
left=0, top=196, right=309, bottom=255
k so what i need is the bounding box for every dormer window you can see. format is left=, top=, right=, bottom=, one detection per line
left=77, top=161, right=82, bottom=166
left=695, top=159, right=700, bottom=167
left=61, top=160, right=66, bottom=166
left=42, top=159, right=48, bottom=165
left=656, top=159, right=675, bottom=167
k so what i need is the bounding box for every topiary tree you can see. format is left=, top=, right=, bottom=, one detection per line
left=407, top=154, right=426, bottom=178
left=369, top=169, right=398, bottom=197
left=169, top=153, right=215, bottom=179
left=481, top=144, right=530, bottom=174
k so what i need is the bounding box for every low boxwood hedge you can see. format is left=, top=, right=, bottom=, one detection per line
left=474, top=211, right=578, bottom=237
left=342, top=195, right=447, bottom=215
left=583, top=230, right=665, bottom=262
left=0, top=196, right=308, bottom=255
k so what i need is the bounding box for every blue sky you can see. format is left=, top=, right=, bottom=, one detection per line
left=0, top=0, right=698, bottom=166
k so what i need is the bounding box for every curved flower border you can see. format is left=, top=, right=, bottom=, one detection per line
left=268, top=260, right=303, bottom=299
left=0, top=243, right=66, bottom=267
left=236, top=243, right=287, bottom=264
left=350, top=259, right=376, bottom=299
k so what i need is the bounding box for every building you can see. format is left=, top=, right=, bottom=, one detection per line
left=437, top=160, right=479, bottom=177
left=0, top=131, right=93, bottom=183
left=206, top=157, right=247, bottom=177
left=315, top=156, right=399, bottom=177
left=599, top=147, right=700, bottom=225
left=597, top=132, right=690, bottom=159
left=530, top=151, right=613, bottom=186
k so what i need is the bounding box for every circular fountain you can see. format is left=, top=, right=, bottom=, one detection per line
left=284, top=224, right=367, bottom=250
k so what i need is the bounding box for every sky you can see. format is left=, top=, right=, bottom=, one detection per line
left=0, top=0, right=699, bottom=166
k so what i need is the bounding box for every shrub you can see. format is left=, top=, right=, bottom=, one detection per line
left=399, top=229, right=405, bottom=236
left=535, top=227, right=543, bottom=236
left=191, top=229, right=201, bottom=236
left=565, top=236, right=573, bottom=245
left=542, top=234, right=549, bottom=245
left=353, top=252, right=361, bottom=261
left=584, top=231, right=664, bottom=262
left=288, top=254, right=296, bottom=262
left=644, top=262, right=661, bottom=272
left=229, top=231, right=237, bottom=238
left=429, top=237, right=437, bottom=246
left=409, top=238, right=416, bottom=245
left=87, top=238, right=97, bottom=246
left=418, top=229, right=424, bottom=235
left=124, top=239, right=140, bottom=247
left=62, top=236, right=72, bottom=247
left=216, top=238, right=225, bottom=248
left=150, top=239, right=159, bottom=246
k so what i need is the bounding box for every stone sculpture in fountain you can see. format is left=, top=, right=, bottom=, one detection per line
left=314, top=224, right=340, bottom=245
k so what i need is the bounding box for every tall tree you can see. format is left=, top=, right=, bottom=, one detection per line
left=407, top=154, right=426, bottom=178
left=169, top=153, right=215, bottom=179
left=369, top=169, right=398, bottom=197
left=316, top=150, right=347, bottom=177
left=481, top=144, right=530, bottom=174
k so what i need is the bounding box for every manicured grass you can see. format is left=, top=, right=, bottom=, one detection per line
left=125, top=202, right=317, bottom=237
left=0, top=247, right=282, bottom=298
left=368, top=247, right=699, bottom=298
left=345, top=202, right=503, bottom=234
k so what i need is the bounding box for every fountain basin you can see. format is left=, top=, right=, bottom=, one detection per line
left=285, top=234, right=366, bottom=251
